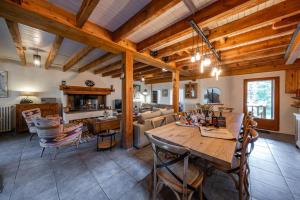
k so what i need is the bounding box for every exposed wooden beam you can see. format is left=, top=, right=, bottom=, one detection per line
left=78, top=53, right=116, bottom=72
left=102, top=62, right=148, bottom=77
left=172, top=70, right=179, bottom=113
left=273, top=14, right=300, bottom=30
left=157, top=20, right=295, bottom=58
left=148, top=61, right=300, bottom=83
left=137, top=0, right=267, bottom=51
left=285, top=23, right=300, bottom=64
left=0, top=0, right=176, bottom=71
left=76, top=0, right=100, bottom=27
left=94, top=60, right=122, bottom=74
left=122, top=50, right=133, bottom=148
left=45, top=35, right=64, bottom=69
left=5, top=19, right=26, bottom=65
left=113, top=0, right=180, bottom=42
left=63, top=46, right=94, bottom=71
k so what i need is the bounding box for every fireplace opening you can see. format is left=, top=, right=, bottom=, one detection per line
left=68, top=94, right=106, bottom=112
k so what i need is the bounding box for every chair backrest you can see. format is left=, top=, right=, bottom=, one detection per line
left=145, top=133, right=191, bottom=196
left=34, top=117, right=61, bottom=139
left=248, top=128, right=259, bottom=154
left=22, top=108, right=41, bottom=132
left=239, top=135, right=251, bottom=185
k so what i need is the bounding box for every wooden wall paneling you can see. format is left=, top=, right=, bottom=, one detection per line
left=285, top=69, right=299, bottom=93
left=172, top=70, right=179, bottom=113
left=121, top=50, right=133, bottom=148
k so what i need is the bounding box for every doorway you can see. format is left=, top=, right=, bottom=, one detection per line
left=243, top=77, right=280, bottom=131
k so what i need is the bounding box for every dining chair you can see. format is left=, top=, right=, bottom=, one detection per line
left=22, top=108, right=42, bottom=141
left=34, top=117, right=82, bottom=159
left=210, top=134, right=252, bottom=200
left=145, top=133, right=204, bottom=200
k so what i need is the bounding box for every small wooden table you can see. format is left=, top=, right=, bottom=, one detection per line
left=93, top=117, right=120, bottom=151
left=145, top=112, right=244, bottom=168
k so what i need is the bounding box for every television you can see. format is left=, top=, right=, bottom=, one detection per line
left=114, top=99, right=122, bottom=111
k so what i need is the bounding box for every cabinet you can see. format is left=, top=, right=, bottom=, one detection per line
left=285, top=69, right=300, bottom=93
left=16, top=103, right=60, bottom=133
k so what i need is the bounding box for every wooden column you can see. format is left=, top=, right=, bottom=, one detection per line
left=122, top=50, right=133, bottom=148
left=172, top=70, right=179, bottom=113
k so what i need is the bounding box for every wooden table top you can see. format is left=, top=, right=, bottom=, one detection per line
left=145, top=112, right=244, bottom=168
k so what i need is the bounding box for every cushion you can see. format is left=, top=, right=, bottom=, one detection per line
left=138, top=110, right=161, bottom=124
left=161, top=109, right=174, bottom=116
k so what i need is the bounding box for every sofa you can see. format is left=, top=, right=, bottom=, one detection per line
left=133, top=109, right=175, bottom=148
left=139, top=103, right=173, bottom=113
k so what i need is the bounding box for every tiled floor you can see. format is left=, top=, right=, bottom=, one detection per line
left=0, top=132, right=299, bottom=200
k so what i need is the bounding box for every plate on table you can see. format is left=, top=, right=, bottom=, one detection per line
left=175, top=121, right=195, bottom=127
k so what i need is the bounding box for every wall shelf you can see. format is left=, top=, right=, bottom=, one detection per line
left=60, top=85, right=114, bottom=95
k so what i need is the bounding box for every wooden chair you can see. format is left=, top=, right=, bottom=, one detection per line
left=145, top=133, right=204, bottom=200
left=210, top=134, right=252, bottom=200
left=34, top=117, right=82, bottom=159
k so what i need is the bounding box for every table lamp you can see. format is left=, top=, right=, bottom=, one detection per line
left=20, top=91, right=36, bottom=104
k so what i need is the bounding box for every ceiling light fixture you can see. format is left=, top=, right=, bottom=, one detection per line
left=33, top=48, right=41, bottom=67
left=141, top=76, right=145, bottom=82
left=162, top=68, right=167, bottom=72
left=211, top=67, right=221, bottom=80
left=203, top=56, right=211, bottom=66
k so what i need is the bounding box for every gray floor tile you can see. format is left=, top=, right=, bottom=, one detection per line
left=249, top=156, right=282, bottom=175
left=119, top=183, right=151, bottom=200
left=251, top=179, right=294, bottom=200
left=286, top=178, right=300, bottom=197
left=100, top=170, right=137, bottom=200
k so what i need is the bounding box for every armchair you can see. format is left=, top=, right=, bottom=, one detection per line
left=22, top=108, right=41, bottom=141
left=34, top=117, right=82, bottom=159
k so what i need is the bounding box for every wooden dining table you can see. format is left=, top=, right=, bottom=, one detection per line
left=145, top=112, right=244, bottom=168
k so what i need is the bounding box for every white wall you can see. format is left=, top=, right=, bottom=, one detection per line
left=0, top=60, right=122, bottom=107
left=144, top=71, right=296, bottom=135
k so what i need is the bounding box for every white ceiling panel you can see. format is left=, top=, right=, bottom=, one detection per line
left=72, top=48, right=106, bottom=70
left=52, top=39, right=86, bottom=67
left=127, top=1, right=191, bottom=43
left=89, top=0, right=150, bottom=32
left=0, top=18, right=19, bottom=61
left=47, top=0, right=83, bottom=14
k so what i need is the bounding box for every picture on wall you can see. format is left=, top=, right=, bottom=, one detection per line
left=185, top=82, right=197, bottom=99
left=162, top=89, right=168, bottom=97
left=0, top=71, right=8, bottom=98
left=133, top=84, right=141, bottom=99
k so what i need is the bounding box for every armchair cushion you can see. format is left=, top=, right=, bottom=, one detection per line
left=22, top=108, right=41, bottom=134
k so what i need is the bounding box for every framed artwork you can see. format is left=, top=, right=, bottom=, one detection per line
left=162, top=89, right=168, bottom=97
left=185, top=82, right=197, bottom=99
left=133, top=84, right=141, bottom=99
left=0, top=71, right=8, bottom=98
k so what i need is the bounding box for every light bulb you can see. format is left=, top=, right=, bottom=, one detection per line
left=211, top=67, right=217, bottom=77
left=162, top=68, right=167, bottom=72
left=191, top=54, right=195, bottom=63
left=33, top=59, right=40, bottom=65
left=200, top=61, right=204, bottom=73
left=141, top=77, right=145, bottom=82
left=203, top=57, right=211, bottom=66
left=195, top=52, right=201, bottom=61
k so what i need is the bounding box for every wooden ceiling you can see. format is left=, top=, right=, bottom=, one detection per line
left=0, top=0, right=300, bottom=84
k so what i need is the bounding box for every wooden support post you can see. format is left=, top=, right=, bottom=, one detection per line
left=122, top=50, right=133, bottom=148
left=172, top=70, right=179, bottom=113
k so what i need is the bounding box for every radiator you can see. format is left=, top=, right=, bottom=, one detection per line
left=0, top=106, right=12, bottom=132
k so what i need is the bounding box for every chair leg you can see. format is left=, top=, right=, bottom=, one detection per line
left=199, top=183, right=203, bottom=200
left=30, top=133, right=35, bottom=141
left=40, top=147, right=45, bottom=157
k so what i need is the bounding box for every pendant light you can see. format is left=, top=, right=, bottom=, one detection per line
left=33, top=48, right=41, bottom=67
left=190, top=31, right=196, bottom=62
left=211, top=67, right=221, bottom=80
left=199, top=38, right=204, bottom=73
left=195, top=47, right=201, bottom=61
left=203, top=56, right=211, bottom=66
left=141, top=76, right=145, bottom=82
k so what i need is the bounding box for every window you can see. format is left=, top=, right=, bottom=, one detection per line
left=246, top=80, right=273, bottom=119
left=244, top=77, right=279, bottom=131
left=204, top=87, right=221, bottom=104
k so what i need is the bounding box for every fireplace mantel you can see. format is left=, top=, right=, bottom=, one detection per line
left=60, top=85, right=114, bottom=95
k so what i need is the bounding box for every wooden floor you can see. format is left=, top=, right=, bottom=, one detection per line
left=0, top=132, right=299, bottom=200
